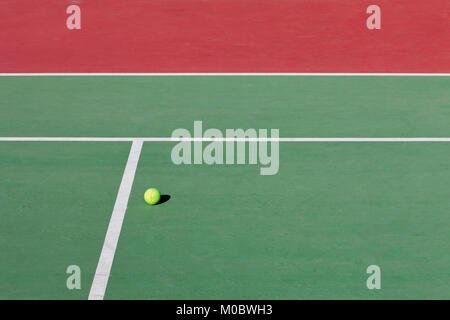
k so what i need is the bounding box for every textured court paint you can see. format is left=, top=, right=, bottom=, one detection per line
left=106, top=142, right=450, bottom=299
left=0, top=0, right=449, bottom=72
left=0, top=142, right=131, bottom=299
left=1, top=77, right=450, bottom=138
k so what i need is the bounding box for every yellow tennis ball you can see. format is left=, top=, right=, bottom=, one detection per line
left=144, top=188, right=161, bottom=205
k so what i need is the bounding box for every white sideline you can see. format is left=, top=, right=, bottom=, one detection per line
left=2, top=137, right=450, bottom=142
left=1, top=73, right=450, bottom=76
left=88, top=140, right=143, bottom=300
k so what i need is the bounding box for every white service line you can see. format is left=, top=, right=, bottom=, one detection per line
left=1, top=73, right=450, bottom=76
left=88, top=140, right=143, bottom=300
left=3, top=137, right=450, bottom=142
left=0, top=137, right=136, bottom=142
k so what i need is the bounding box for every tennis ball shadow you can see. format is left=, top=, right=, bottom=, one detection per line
left=156, top=194, right=171, bottom=205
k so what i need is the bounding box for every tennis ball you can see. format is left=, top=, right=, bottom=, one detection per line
left=144, top=188, right=161, bottom=205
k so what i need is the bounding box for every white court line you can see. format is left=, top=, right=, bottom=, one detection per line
left=3, top=137, right=450, bottom=142
left=88, top=140, right=143, bottom=300
left=1, top=73, right=450, bottom=76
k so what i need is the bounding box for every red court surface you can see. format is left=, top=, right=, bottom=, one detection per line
left=1, top=0, right=449, bottom=73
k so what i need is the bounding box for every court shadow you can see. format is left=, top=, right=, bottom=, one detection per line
left=156, top=194, right=171, bottom=205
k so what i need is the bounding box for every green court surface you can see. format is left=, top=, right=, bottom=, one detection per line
left=1, top=76, right=450, bottom=299
left=0, top=142, right=131, bottom=299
